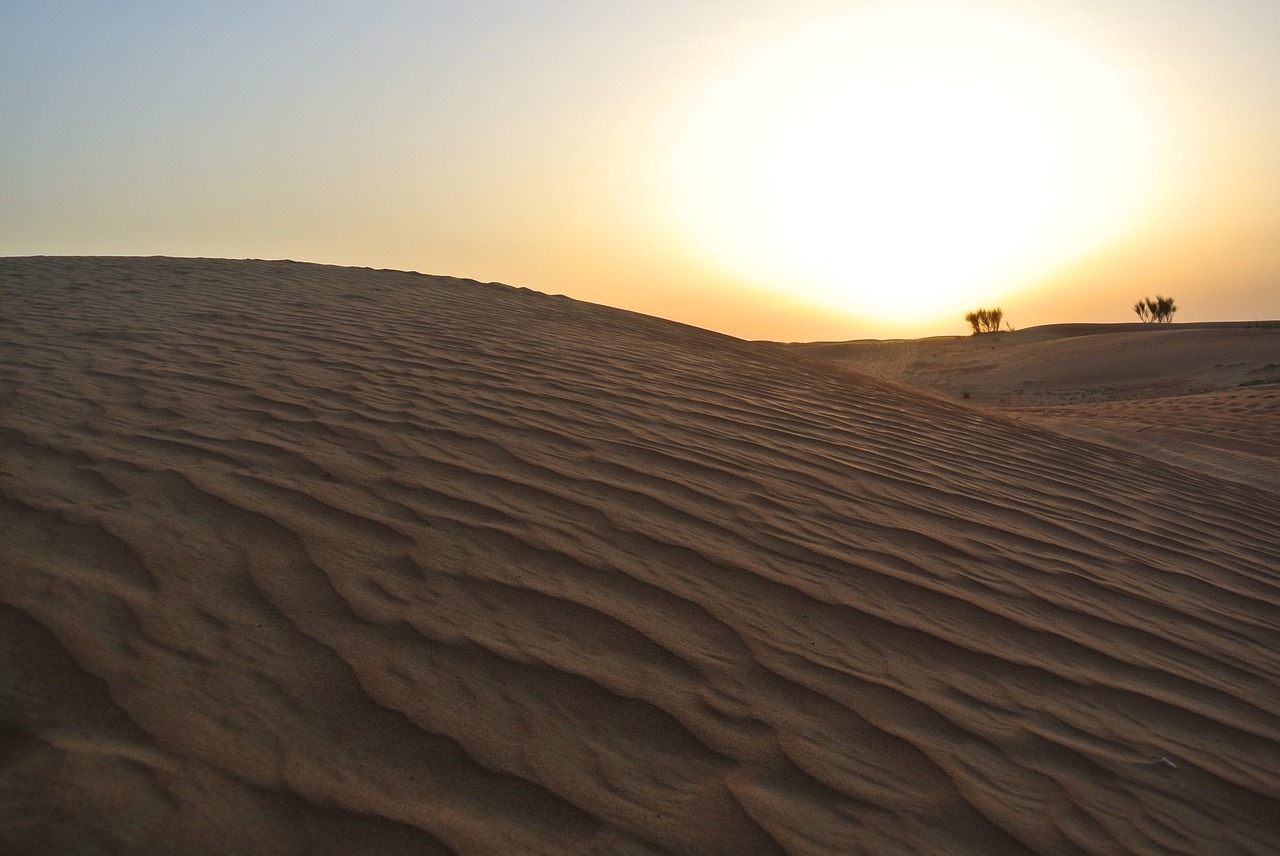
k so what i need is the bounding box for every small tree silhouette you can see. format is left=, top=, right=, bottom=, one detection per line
left=1134, top=295, right=1177, bottom=323
left=965, top=307, right=1005, bottom=335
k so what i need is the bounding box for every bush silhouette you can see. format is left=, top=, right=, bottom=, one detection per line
left=1134, top=295, right=1177, bottom=323
left=965, top=307, right=1005, bottom=335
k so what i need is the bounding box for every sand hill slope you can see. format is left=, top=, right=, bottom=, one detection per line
left=789, top=325, right=1280, bottom=490
left=787, top=322, right=1280, bottom=404
left=2, top=257, right=1279, bottom=855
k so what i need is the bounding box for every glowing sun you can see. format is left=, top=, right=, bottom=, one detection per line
left=666, top=7, right=1161, bottom=322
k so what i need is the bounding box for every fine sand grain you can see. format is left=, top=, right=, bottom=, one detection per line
left=2, top=257, right=1279, bottom=854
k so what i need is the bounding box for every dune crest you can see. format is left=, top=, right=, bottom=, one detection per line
left=2, top=257, right=1278, bottom=854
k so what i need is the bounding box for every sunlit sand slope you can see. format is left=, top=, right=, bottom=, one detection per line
left=790, top=324, right=1280, bottom=490
left=2, top=257, right=1279, bottom=855
left=790, top=323, right=1280, bottom=404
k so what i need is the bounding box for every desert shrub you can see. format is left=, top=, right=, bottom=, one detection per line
left=1133, top=295, right=1177, bottom=323
left=964, top=307, right=1005, bottom=335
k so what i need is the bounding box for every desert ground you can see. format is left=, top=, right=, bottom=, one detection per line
left=2, top=257, right=1278, bottom=855
left=788, top=322, right=1280, bottom=490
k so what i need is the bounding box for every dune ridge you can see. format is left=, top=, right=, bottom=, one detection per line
left=2, top=257, right=1278, bottom=854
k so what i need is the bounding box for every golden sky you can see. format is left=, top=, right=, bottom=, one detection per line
left=3, top=1, right=1278, bottom=340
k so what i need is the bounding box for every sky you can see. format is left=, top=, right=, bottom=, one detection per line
left=3, top=0, right=1279, bottom=341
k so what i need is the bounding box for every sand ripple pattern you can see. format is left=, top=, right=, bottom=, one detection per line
left=2, top=257, right=1279, bottom=854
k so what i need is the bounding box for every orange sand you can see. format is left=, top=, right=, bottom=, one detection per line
left=2, top=257, right=1278, bottom=854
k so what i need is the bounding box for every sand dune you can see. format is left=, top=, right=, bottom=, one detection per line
left=788, top=322, right=1280, bottom=404
left=2, top=257, right=1279, bottom=854
left=790, top=324, right=1280, bottom=490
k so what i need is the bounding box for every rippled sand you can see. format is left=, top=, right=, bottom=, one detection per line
left=3, top=257, right=1278, bottom=854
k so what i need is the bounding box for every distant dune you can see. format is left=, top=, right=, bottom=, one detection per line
left=3, top=257, right=1279, bottom=855
left=789, top=323, right=1280, bottom=489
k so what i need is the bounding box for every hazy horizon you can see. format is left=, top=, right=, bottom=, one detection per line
left=4, top=0, right=1279, bottom=340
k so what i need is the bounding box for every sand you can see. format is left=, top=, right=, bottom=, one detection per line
left=789, top=325, right=1280, bottom=489
left=2, top=256, right=1278, bottom=855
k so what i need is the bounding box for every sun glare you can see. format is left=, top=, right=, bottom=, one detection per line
left=665, top=7, right=1161, bottom=324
